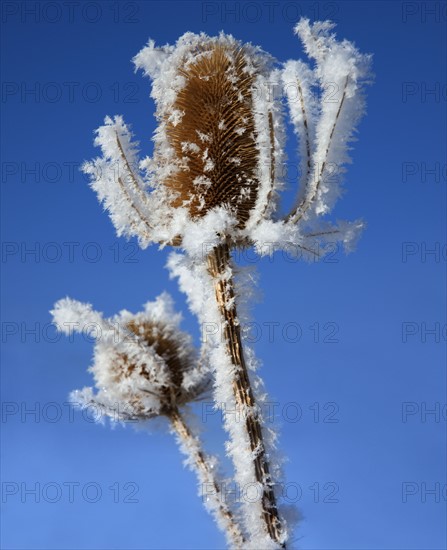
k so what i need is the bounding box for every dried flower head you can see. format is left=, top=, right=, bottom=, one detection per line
left=151, top=41, right=269, bottom=227
left=84, top=31, right=284, bottom=253
left=51, top=293, right=210, bottom=421
left=83, top=20, right=371, bottom=261
left=52, top=294, right=246, bottom=548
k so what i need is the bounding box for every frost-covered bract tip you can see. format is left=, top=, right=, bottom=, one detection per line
left=285, top=18, right=372, bottom=225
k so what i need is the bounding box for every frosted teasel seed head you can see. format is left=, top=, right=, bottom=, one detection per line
left=51, top=293, right=211, bottom=421
left=52, top=295, right=246, bottom=547
left=82, top=20, right=371, bottom=261
left=135, top=34, right=282, bottom=234
left=83, top=31, right=286, bottom=255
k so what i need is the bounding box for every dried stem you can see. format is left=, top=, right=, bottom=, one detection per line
left=304, top=229, right=340, bottom=237
left=286, top=76, right=348, bottom=225
left=169, top=407, right=245, bottom=549
left=117, top=176, right=152, bottom=238
left=115, top=132, right=153, bottom=215
left=286, top=77, right=312, bottom=223
left=207, top=242, right=285, bottom=548
left=114, top=131, right=153, bottom=240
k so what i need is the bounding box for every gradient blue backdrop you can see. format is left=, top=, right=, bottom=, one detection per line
left=1, top=1, right=446, bottom=549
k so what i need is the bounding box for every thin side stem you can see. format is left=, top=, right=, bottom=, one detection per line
left=117, top=176, right=152, bottom=239
left=207, top=242, right=285, bottom=548
left=115, top=132, right=153, bottom=215
left=169, top=407, right=245, bottom=549
left=286, top=76, right=348, bottom=225
left=285, top=77, right=312, bottom=223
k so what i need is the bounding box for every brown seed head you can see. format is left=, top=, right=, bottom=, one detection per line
left=112, top=319, right=204, bottom=416
left=162, top=43, right=261, bottom=227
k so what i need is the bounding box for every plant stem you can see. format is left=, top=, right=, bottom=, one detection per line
left=169, top=407, right=245, bottom=549
left=207, top=242, right=285, bottom=548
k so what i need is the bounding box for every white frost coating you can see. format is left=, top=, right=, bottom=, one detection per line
left=56, top=293, right=244, bottom=547
left=301, top=218, right=365, bottom=256
left=82, top=115, right=154, bottom=248
left=244, top=71, right=285, bottom=233
left=51, top=293, right=208, bottom=421
left=267, top=69, right=288, bottom=220
left=233, top=265, right=296, bottom=547
left=51, top=297, right=168, bottom=390
left=281, top=60, right=319, bottom=211
left=132, top=39, right=174, bottom=80
left=83, top=22, right=369, bottom=258
left=130, top=31, right=282, bottom=251
left=249, top=217, right=364, bottom=262
left=288, top=18, right=372, bottom=223
left=179, top=209, right=238, bottom=258
left=51, top=297, right=103, bottom=335
left=170, top=407, right=246, bottom=548
left=62, top=18, right=371, bottom=550
left=167, top=253, right=289, bottom=548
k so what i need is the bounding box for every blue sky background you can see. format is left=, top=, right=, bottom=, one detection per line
left=1, top=1, right=446, bottom=549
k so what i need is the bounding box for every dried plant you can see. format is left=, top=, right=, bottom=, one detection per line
left=51, top=294, right=245, bottom=549
left=56, top=17, right=372, bottom=549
